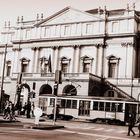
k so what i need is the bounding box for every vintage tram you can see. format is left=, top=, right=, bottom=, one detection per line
left=39, top=95, right=140, bottom=124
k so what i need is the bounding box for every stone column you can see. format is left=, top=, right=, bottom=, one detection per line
left=31, top=47, right=36, bottom=73
left=0, top=52, right=4, bottom=76
left=34, top=47, right=40, bottom=73
left=95, top=44, right=100, bottom=75
left=74, top=45, right=81, bottom=73
left=121, top=42, right=133, bottom=78
left=70, top=45, right=76, bottom=73
left=12, top=48, right=22, bottom=73
left=53, top=46, right=59, bottom=71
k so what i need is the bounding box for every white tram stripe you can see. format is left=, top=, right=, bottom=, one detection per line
left=116, top=130, right=127, bottom=133
left=104, top=129, right=115, bottom=132
left=94, top=128, right=104, bottom=131
left=56, top=129, right=133, bottom=140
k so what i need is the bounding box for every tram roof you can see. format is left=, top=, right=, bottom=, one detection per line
left=56, top=95, right=138, bottom=103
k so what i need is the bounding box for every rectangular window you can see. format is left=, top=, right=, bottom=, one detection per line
left=93, top=101, right=99, bottom=110
left=6, top=65, right=11, bottom=77
left=86, top=23, right=94, bottom=34
left=79, top=100, right=90, bottom=116
left=44, top=27, right=50, bottom=37
left=61, top=99, right=66, bottom=108
left=66, top=100, right=71, bottom=108
left=38, top=98, right=48, bottom=111
left=72, top=100, right=77, bottom=109
left=99, top=102, right=104, bottom=111
left=83, top=63, right=90, bottom=73
left=108, top=63, right=116, bottom=78
left=112, top=22, right=119, bottom=32
left=61, top=63, right=68, bottom=73
left=25, top=29, right=30, bottom=38
left=22, top=63, right=28, bottom=73
left=118, top=103, right=123, bottom=112
left=50, top=98, right=55, bottom=107
left=105, top=102, right=111, bottom=111
left=64, top=25, right=70, bottom=36
left=111, top=103, right=116, bottom=112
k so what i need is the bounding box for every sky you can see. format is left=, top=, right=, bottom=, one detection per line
left=0, top=0, right=140, bottom=27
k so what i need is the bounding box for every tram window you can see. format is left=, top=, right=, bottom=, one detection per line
left=99, top=102, right=104, bottom=111
left=66, top=100, right=71, bottom=108
left=93, top=101, right=98, bottom=110
left=105, top=102, right=111, bottom=111
left=111, top=103, right=115, bottom=112
left=61, top=99, right=65, bottom=108
left=139, top=104, right=140, bottom=114
left=72, top=100, right=77, bottom=109
left=118, top=103, right=123, bottom=112
left=38, top=98, right=48, bottom=111
left=50, top=98, right=55, bottom=107
left=78, top=100, right=90, bottom=116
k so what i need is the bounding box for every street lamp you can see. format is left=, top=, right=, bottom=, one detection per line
left=0, top=44, right=7, bottom=112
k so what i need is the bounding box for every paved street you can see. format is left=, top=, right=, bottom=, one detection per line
left=0, top=116, right=140, bottom=140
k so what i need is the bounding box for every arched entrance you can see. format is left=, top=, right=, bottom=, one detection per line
left=16, top=83, right=30, bottom=108
left=63, top=85, right=77, bottom=96
left=39, top=84, right=52, bottom=95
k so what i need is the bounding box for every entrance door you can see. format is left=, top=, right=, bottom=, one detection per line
left=125, top=103, right=137, bottom=122
left=78, top=100, right=90, bottom=116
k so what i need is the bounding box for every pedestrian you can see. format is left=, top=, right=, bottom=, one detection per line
left=52, top=104, right=60, bottom=121
left=136, top=116, right=140, bottom=137
left=11, top=103, right=16, bottom=120
left=23, top=102, right=27, bottom=115
left=3, top=100, right=9, bottom=119
left=127, top=113, right=135, bottom=136
left=26, top=102, right=31, bottom=118
left=31, top=102, right=35, bottom=117
left=18, top=102, right=22, bottom=115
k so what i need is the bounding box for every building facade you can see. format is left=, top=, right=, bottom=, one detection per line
left=0, top=5, right=140, bottom=114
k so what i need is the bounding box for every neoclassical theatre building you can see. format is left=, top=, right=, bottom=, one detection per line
left=0, top=5, right=140, bottom=115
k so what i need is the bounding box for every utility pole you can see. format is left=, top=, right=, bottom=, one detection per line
left=101, top=6, right=107, bottom=79
left=0, top=44, right=7, bottom=112
left=53, top=70, right=62, bottom=125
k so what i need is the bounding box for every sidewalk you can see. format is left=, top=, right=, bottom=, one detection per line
left=0, top=115, right=64, bottom=130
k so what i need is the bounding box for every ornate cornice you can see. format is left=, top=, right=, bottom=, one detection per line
left=121, top=42, right=133, bottom=47
left=31, top=47, right=40, bottom=51
left=0, top=51, right=4, bottom=54
left=12, top=48, right=22, bottom=51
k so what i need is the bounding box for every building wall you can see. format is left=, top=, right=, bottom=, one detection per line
left=0, top=6, right=140, bottom=105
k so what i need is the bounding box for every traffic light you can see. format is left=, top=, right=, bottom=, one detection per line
left=17, top=73, right=22, bottom=84
left=53, top=84, right=58, bottom=96
left=55, top=70, right=62, bottom=84
left=33, top=82, right=36, bottom=90
left=17, top=86, right=21, bottom=94
left=33, top=92, right=36, bottom=98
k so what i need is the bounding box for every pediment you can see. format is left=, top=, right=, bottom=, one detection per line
left=35, top=7, right=101, bottom=26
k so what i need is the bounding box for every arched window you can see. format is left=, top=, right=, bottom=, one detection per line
left=39, top=84, right=52, bottom=95
left=63, top=84, right=77, bottom=96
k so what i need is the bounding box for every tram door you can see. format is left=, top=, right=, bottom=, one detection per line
left=78, top=100, right=90, bottom=116
left=124, top=103, right=137, bottom=122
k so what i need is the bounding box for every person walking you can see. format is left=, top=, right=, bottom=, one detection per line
left=31, top=102, right=35, bottom=117
left=26, top=102, right=31, bottom=118
left=136, top=116, right=140, bottom=137
left=127, top=113, right=135, bottom=136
